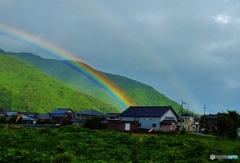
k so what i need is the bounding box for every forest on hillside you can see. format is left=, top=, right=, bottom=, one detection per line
left=0, top=55, right=118, bottom=113
left=0, top=50, right=182, bottom=113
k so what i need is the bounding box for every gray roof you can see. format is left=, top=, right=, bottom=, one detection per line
left=6, top=112, right=18, bottom=116
left=36, top=114, right=51, bottom=120
left=121, top=106, right=178, bottom=118
left=75, top=109, right=106, bottom=116
left=22, top=117, right=38, bottom=121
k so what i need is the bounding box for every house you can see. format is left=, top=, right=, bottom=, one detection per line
left=9, top=112, right=29, bottom=123
left=21, top=117, right=38, bottom=124
left=35, top=114, right=52, bottom=124
left=106, top=113, right=121, bottom=120
left=178, top=113, right=195, bottom=131
left=194, top=116, right=200, bottom=132
left=20, top=112, right=38, bottom=118
left=205, top=113, right=225, bottom=130
left=6, top=112, right=18, bottom=120
left=18, top=112, right=39, bottom=124
left=107, top=106, right=179, bottom=131
left=0, top=108, right=8, bottom=123
left=49, top=108, right=75, bottom=124
left=72, top=109, right=107, bottom=126
left=0, top=107, right=7, bottom=117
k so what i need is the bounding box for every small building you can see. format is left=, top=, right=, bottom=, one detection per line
left=22, top=117, right=38, bottom=124
left=205, top=113, right=226, bottom=130
left=106, top=113, right=121, bottom=120
left=178, top=113, right=195, bottom=131
left=10, top=112, right=29, bottom=123
left=107, top=120, right=138, bottom=131
left=72, top=109, right=107, bottom=126
left=20, top=112, right=38, bottom=118
left=107, top=106, right=178, bottom=131
left=0, top=107, right=7, bottom=117
left=49, top=108, right=75, bottom=124
left=35, top=114, right=52, bottom=124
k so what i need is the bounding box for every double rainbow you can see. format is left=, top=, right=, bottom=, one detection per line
left=0, top=24, right=135, bottom=109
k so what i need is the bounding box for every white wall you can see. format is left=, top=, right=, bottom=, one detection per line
left=121, top=117, right=139, bottom=121
left=121, top=116, right=161, bottom=130
left=160, top=110, right=177, bottom=121
left=139, top=117, right=161, bottom=130
left=120, top=109, right=178, bottom=131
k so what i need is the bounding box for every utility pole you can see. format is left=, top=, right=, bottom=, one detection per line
left=179, top=100, right=186, bottom=130
left=204, top=105, right=206, bottom=128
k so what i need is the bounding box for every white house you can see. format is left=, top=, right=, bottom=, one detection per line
left=107, top=106, right=179, bottom=131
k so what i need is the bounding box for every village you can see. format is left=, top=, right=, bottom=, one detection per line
left=0, top=106, right=221, bottom=133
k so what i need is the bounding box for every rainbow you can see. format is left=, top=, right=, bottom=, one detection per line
left=0, top=24, right=135, bottom=109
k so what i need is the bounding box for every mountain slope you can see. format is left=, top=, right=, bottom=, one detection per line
left=1, top=50, right=182, bottom=113
left=0, top=54, right=119, bottom=113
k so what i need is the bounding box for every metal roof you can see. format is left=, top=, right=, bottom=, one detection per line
left=75, top=109, right=106, bottom=116
left=49, top=108, right=74, bottom=114
left=121, top=106, right=178, bottom=118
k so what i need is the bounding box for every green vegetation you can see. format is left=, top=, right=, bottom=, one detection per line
left=0, top=126, right=239, bottom=162
left=199, top=110, right=240, bottom=140
left=0, top=55, right=119, bottom=113
left=106, top=74, right=181, bottom=113
left=1, top=51, right=182, bottom=112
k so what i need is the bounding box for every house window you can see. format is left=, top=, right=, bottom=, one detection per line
left=138, top=123, right=141, bottom=127
left=152, top=124, right=156, bottom=127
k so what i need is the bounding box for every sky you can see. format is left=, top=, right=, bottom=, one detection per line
left=0, top=0, right=240, bottom=114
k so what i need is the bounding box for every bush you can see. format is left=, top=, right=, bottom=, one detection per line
left=84, top=117, right=106, bottom=130
left=0, top=117, right=7, bottom=124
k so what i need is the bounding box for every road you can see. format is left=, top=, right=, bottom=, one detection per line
left=189, top=132, right=216, bottom=137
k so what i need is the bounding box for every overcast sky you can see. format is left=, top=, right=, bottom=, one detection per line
left=0, top=0, right=240, bottom=114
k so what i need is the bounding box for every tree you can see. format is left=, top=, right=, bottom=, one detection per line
left=0, top=85, right=11, bottom=109
left=227, top=110, right=240, bottom=139
left=216, top=110, right=240, bottom=139
left=199, top=115, right=207, bottom=128
left=216, top=114, right=230, bottom=137
left=84, top=116, right=105, bottom=130
left=0, top=116, right=7, bottom=124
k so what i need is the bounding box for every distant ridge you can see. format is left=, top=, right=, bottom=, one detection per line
left=0, top=49, right=182, bottom=113
left=0, top=49, right=5, bottom=53
left=0, top=54, right=119, bottom=113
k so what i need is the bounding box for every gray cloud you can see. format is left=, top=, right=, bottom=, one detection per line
left=0, top=0, right=240, bottom=114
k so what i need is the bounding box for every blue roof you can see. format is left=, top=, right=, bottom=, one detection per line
left=7, top=112, right=18, bottom=116
left=51, top=114, right=69, bottom=118
left=121, top=106, right=178, bottom=118
left=50, top=108, right=74, bottom=114
left=71, top=118, right=85, bottom=122
left=75, top=109, right=106, bottom=116
left=22, top=117, right=38, bottom=121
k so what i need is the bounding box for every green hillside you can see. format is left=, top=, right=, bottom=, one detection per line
left=0, top=50, right=182, bottom=113
left=104, top=73, right=182, bottom=113
left=0, top=54, right=119, bottom=113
